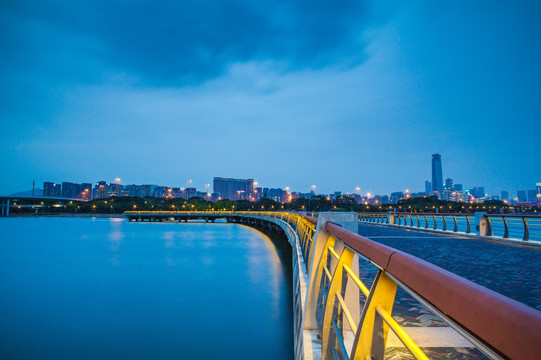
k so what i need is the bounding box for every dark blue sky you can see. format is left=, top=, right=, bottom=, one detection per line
left=1, top=1, right=540, bottom=196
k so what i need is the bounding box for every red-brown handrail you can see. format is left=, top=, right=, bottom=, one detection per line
left=326, top=222, right=541, bottom=359
left=300, top=214, right=318, bottom=224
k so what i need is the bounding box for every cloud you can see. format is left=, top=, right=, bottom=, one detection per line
left=1, top=0, right=378, bottom=86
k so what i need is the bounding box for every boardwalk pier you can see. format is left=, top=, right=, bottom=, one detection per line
left=125, top=211, right=541, bottom=359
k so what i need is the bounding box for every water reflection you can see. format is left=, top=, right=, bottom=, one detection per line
left=0, top=218, right=293, bottom=359
left=108, top=218, right=124, bottom=266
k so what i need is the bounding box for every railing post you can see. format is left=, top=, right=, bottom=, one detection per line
left=442, top=215, right=447, bottom=231
left=523, top=217, right=530, bottom=241
left=350, top=271, right=398, bottom=360
left=321, top=246, right=355, bottom=358
left=476, top=212, right=488, bottom=236
left=303, top=212, right=358, bottom=331
left=388, top=212, right=395, bottom=225
left=503, top=217, right=509, bottom=238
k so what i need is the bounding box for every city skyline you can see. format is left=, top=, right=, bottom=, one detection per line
left=12, top=169, right=540, bottom=203
left=2, top=2, right=540, bottom=196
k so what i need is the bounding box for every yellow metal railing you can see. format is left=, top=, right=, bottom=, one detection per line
left=312, top=228, right=428, bottom=360
left=123, top=210, right=541, bottom=359
left=237, top=212, right=541, bottom=360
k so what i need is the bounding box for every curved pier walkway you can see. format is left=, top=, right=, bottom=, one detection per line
left=358, top=223, right=541, bottom=311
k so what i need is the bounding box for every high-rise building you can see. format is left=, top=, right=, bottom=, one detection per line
left=501, top=191, right=509, bottom=201
left=517, top=190, right=527, bottom=202
left=443, top=178, right=454, bottom=200
left=43, top=182, right=61, bottom=197
left=471, top=187, right=485, bottom=199
left=139, top=185, right=153, bottom=197
left=213, top=177, right=254, bottom=201
left=62, top=182, right=80, bottom=198
left=93, top=181, right=108, bottom=199
left=126, top=185, right=140, bottom=197
left=425, top=181, right=432, bottom=194
left=185, top=187, right=197, bottom=199
left=79, top=183, right=92, bottom=200
left=431, top=154, right=443, bottom=198
left=527, top=190, right=537, bottom=202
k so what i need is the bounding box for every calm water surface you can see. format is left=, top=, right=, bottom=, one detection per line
left=0, top=217, right=293, bottom=359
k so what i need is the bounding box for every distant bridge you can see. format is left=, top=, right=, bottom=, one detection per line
left=124, top=210, right=541, bottom=360
left=0, top=195, right=88, bottom=217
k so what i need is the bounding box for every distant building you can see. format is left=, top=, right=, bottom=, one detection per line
left=185, top=187, right=197, bottom=199
left=139, top=185, right=153, bottom=197
left=451, top=190, right=464, bottom=202
left=527, top=190, right=537, bottom=202
left=93, top=181, right=108, bottom=199
left=61, top=182, right=79, bottom=198
left=79, top=183, right=92, bottom=200
left=454, top=184, right=463, bottom=191
left=43, top=182, right=61, bottom=197
left=501, top=191, right=509, bottom=201
left=126, top=184, right=140, bottom=197
left=517, top=190, right=527, bottom=203
left=211, top=192, right=221, bottom=202
left=268, top=188, right=284, bottom=202
left=471, top=187, right=485, bottom=199
left=431, top=154, right=443, bottom=198
left=153, top=186, right=168, bottom=198
left=390, top=192, right=405, bottom=204
left=213, top=177, right=254, bottom=201
left=443, top=178, right=454, bottom=201
left=108, top=183, right=123, bottom=197
left=425, top=181, right=432, bottom=194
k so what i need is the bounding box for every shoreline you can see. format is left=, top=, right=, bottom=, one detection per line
left=4, top=213, right=125, bottom=218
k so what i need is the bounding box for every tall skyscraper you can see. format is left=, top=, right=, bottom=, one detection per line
left=213, top=177, right=254, bottom=200
left=431, top=154, right=443, bottom=198
left=501, top=191, right=509, bottom=201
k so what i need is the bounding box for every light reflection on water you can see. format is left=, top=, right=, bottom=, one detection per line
left=0, top=217, right=293, bottom=360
